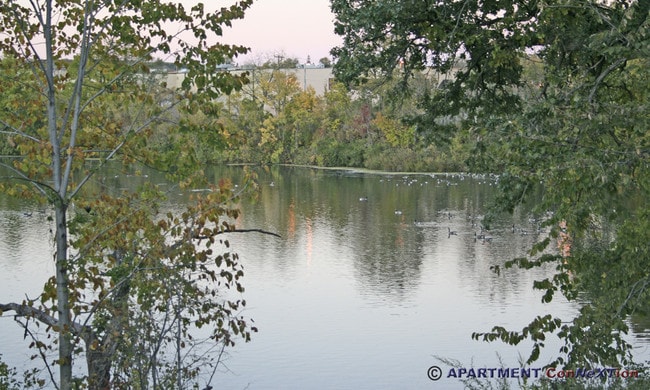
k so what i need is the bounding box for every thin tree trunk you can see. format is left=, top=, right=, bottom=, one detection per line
left=43, top=1, right=73, bottom=386
left=54, top=204, right=73, bottom=389
left=44, top=0, right=80, bottom=384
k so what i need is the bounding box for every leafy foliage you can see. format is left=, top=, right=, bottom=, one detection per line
left=68, top=183, right=256, bottom=388
left=212, top=69, right=470, bottom=171
left=0, top=0, right=257, bottom=388
left=331, top=0, right=650, bottom=370
left=0, top=355, right=20, bottom=390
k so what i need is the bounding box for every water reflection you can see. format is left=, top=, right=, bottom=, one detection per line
left=206, top=167, right=582, bottom=389
left=1, top=165, right=648, bottom=389
left=236, top=167, right=548, bottom=307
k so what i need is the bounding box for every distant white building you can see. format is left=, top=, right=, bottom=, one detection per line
left=162, top=67, right=334, bottom=96
left=286, top=67, right=333, bottom=95
left=161, top=68, right=189, bottom=90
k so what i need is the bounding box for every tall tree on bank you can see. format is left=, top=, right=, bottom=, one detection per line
left=332, top=0, right=649, bottom=369
left=0, top=0, right=255, bottom=388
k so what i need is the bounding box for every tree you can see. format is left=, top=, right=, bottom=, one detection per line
left=372, top=112, right=414, bottom=149
left=318, top=57, right=332, bottom=68
left=331, top=0, right=650, bottom=370
left=282, top=87, right=324, bottom=158
left=0, top=0, right=257, bottom=388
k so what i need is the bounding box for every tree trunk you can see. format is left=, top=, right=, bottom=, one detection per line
left=55, top=204, right=73, bottom=389
left=85, top=334, right=112, bottom=390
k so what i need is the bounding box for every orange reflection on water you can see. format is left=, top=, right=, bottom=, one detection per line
left=287, top=201, right=296, bottom=239
left=305, top=217, right=312, bottom=266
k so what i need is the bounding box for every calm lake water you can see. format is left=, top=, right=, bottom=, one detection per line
left=1, top=165, right=648, bottom=389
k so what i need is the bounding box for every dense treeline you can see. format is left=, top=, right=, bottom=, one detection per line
left=0, top=61, right=462, bottom=170
left=0, top=62, right=468, bottom=173
left=191, top=66, right=472, bottom=172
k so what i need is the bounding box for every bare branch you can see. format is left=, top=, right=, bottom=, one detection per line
left=617, top=276, right=650, bottom=317
left=168, top=228, right=282, bottom=251
left=0, top=162, right=54, bottom=199
left=205, top=341, right=228, bottom=389
left=216, top=228, right=282, bottom=238
left=0, top=125, right=42, bottom=143
left=0, top=302, right=84, bottom=336
left=60, top=0, right=99, bottom=196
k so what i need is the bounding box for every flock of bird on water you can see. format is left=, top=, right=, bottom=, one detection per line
left=409, top=211, right=547, bottom=244
left=18, top=173, right=550, bottom=246
left=356, top=173, right=549, bottom=245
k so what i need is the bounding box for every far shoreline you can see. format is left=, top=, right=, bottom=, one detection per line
left=226, top=162, right=497, bottom=178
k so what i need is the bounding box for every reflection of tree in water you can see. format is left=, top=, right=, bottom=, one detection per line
left=237, top=167, right=553, bottom=306
left=321, top=172, right=430, bottom=303
left=195, top=166, right=565, bottom=310
left=465, top=223, right=539, bottom=300
left=345, top=175, right=494, bottom=304
left=349, top=215, right=425, bottom=303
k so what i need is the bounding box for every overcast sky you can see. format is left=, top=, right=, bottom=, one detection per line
left=208, top=0, right=343, bottom=65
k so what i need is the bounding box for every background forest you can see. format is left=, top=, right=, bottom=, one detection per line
left=210, top=66, right=470, bottom=172
left=1, top=61, right=469, bottom=173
